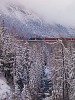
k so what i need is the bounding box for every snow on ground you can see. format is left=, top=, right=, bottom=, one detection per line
left=0, top=78, right=11, bottom=99
left=43, top=97, right=52, bottom=100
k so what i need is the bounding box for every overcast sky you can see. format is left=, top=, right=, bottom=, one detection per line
left=0, top=0, right=75, bottom=27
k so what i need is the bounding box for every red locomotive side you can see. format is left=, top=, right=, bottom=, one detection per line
left=43, top=38, right=75, bottom=41
left=43, top=38, right=58, bottom=40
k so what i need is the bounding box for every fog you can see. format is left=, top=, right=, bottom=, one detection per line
left=0, top=0, right=75, bottom=27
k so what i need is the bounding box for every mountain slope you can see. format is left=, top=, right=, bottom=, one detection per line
left=0, top=3, right=75, bottom=38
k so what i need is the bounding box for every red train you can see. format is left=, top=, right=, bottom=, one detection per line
left=29, top=38, right=75, bottom=41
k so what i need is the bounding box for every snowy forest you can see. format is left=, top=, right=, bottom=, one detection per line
left=0, top=20, right=75, bottom=100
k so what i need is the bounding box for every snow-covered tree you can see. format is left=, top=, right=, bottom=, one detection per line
left=13, top=41, right=32, bottom=100
left=68, top=41, right=75, bottom=100
left=46, top=40, right=71, bottom=100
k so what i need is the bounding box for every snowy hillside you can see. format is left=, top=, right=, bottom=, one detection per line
left=0, top=3, right=75, bottom=38
left=0, top=78, right=11, bottom=99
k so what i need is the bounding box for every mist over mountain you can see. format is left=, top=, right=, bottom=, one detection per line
left=0, top=2, right=75, bottom=38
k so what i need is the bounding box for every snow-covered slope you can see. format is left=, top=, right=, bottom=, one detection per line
left=0, top=2, right=75, bottom=38
left=0, top=3, right=42, bottom=23
left=0, top=78, right=11, bottom=99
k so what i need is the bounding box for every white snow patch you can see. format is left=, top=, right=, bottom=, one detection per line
left=0, top=79, right=11, bottom=99
left=45, top=67, right=52, bottom=79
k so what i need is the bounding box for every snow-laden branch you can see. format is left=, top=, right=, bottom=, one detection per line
left=45, top=39, right=70, bottom=54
